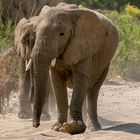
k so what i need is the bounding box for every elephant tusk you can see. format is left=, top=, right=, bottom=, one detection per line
left=50, top=58, right=56, bottom=67
left=25, top=59, right=32, bottom=71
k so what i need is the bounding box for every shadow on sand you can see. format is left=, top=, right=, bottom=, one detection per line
left=98, top=117, right=140, bottom=135
left=99, top=116, right=121, bottom=127
left=104, top=123, right=140, bottom=135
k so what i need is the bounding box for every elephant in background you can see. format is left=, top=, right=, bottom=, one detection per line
left=0, top=0, right=63, bottom=23
left=14, top=16, right=56, bottom=120
left=19, top=3, right=118, bottom=134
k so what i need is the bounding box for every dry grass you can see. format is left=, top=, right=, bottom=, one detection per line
left=0, top=48, right=19, bottom=113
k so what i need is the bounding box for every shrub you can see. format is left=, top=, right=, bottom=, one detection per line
left=124, top=4, right=140, bottom=17
left=65, top=0, right=140, bottom=10
left=107, top=8, right=140, bottom=81
left=0, top=18, right=14, bottom=51
left=0, top=19, right=17, bottom=113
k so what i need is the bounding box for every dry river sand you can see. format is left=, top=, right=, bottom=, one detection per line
left=0, top=79, right=140, bottom=140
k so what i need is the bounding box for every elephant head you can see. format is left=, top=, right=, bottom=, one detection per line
left=14, top=16, right=37, bottom=60
left=29, top=4, right=118, bottom=128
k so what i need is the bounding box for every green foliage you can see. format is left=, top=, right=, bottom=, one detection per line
left=124, top=4, right=140, bottom=17
left=0, top=18, right=14, bottom=51
left=107, top=7, right=140, bottom=81
left=65, top=0, right=140, bottom=10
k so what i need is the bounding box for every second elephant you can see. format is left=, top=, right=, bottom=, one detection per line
left=14, top=17, right=56, bottom=120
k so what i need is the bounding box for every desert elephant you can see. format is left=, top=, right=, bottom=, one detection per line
left=14, top=16, right=56, bottom=120
left=23, top=3, right=118, bottom=134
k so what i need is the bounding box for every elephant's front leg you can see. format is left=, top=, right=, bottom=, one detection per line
left=64, top=67, right=88, bottom=134
left=51, top=69, right=68, bottom=131
left=18, top=59, right=32, bottom=119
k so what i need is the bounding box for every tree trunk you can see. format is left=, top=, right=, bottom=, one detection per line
left=0, top=0, right=64, bottom=23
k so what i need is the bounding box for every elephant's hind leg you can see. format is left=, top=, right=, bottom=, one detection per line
left=87, top=66, right=109, bottom=131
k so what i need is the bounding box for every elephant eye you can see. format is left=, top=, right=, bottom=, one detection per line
left=59, top=32, right=64, bottom=36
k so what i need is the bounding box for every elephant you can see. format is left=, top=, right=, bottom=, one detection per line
left=14, top=16, right=56, bottom=120
left=20, top=3, right=119, bottom=134
left=0, top=0, right=63, bottom=23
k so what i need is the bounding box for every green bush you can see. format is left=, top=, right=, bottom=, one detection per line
left=65, top=0, right=140, bottom=10
left=107, top=7, right=140, bottom=81
left=0, top=19, right=14, bottom=51
left=124, top=4, right=140, bottom=17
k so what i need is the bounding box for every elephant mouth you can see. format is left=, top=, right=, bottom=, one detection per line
left=25, top=58, right=57, bottom=71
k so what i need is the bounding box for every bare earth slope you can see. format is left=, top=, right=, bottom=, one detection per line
left=0, top=81, right=140, bottom=140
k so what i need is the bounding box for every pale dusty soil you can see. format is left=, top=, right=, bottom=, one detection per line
left=0, top=79, right=140, bottom=140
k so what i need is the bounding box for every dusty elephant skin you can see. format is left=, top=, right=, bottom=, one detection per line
left=16, top=3, right=119, bottom=134
left=14, top=16, right=56, bottom=120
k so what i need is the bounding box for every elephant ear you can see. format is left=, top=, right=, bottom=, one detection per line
left=63, top=9, right=108, bottom=65
left=14, top=17, right=35, bottom=59
left=14, top=18, right=30, bottom=58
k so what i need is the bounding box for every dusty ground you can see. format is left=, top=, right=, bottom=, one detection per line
left=0, top=79, right=140, bottom=140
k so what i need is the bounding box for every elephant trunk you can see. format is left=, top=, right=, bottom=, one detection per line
left=32, top=50, right=49, bottom=128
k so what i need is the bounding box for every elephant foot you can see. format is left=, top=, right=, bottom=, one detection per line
left=63, top=120, right=86, bottom=135
left=18, top=111, right=32, bottom=119
left=41, top=113, right=51, bottom=121
left=52, top=122, right=64, bottom=132
left=88, top=123, right=101, bottom=132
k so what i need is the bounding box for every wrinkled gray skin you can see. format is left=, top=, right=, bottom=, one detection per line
left=0, top=0, right=63, bottom=23
left=21, top=3, right=119, bottom=134
left=14, top=17, right=56, bottom=120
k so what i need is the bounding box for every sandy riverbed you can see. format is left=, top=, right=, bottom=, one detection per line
left=0, top=80, right=140, bottom=140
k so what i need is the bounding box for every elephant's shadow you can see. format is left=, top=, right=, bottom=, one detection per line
left=23, top=116, right=140, bottom=135
left=99, top=117, right=140, bottom=135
